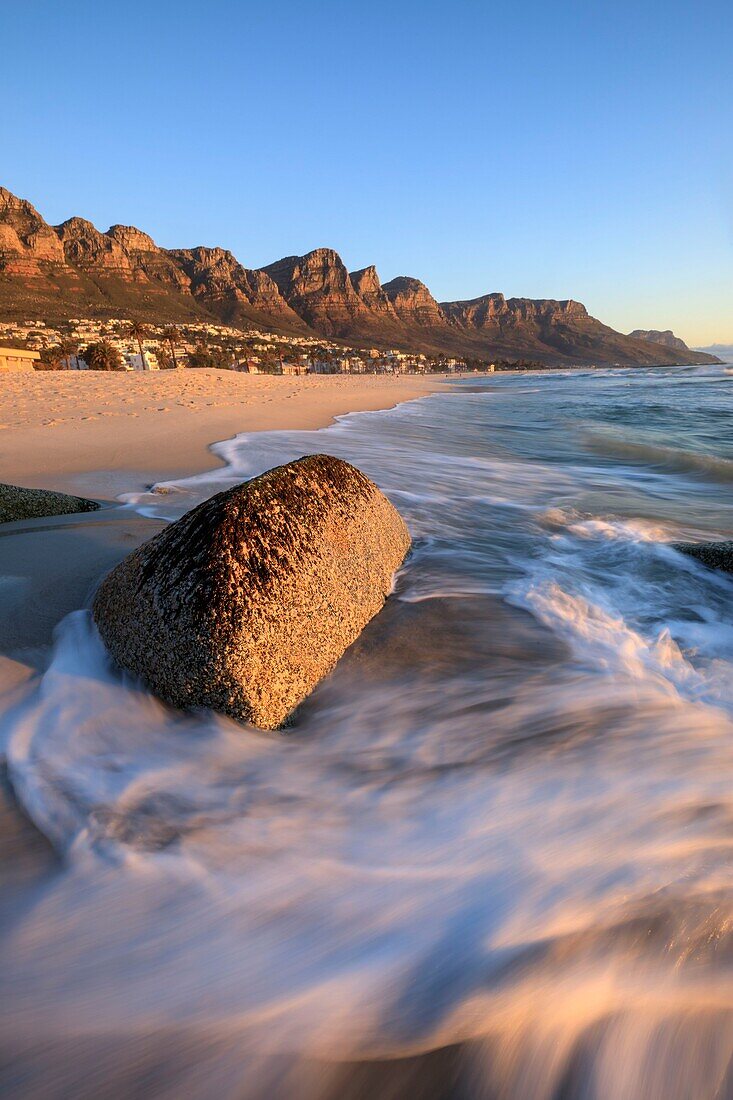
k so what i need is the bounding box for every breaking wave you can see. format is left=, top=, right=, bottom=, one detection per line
left=2, top=365, right=733, bottom=1098
left=582, top=426, right=733, bottom=482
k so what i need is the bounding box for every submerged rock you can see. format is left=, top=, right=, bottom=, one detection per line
left=92, top=455, right=411, bottom=729
left=0, top=483, right=100, bottom=524
left=672, top=540, right=733, bottom=575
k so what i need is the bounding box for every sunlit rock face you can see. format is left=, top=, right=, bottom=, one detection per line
left=0, top=187, right=66, bottom=274
left=93, top=455, right=411, bottom=729
left=170, top=246, right=308, bottom=330
left=261, top=248, right=372, bottom=336
left=349, top=265, right=400, bottom=319
left=55, top=217, right=134, bottom=276
left=382, top=275, right=448, bottom=328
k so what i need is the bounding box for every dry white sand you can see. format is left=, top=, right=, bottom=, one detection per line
left=0, top=369, right=449, bottom=497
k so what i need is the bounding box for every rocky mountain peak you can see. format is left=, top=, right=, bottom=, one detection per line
left=261, top=248, right=369, bottom=336
left=169, top=246, right=307, bottom=331
left=382, top=276, right=447, bottom=327
left=107, top=224, right=159, bottom=253
left=628, top=329, right=689, bottom=352
left=174, top=245, right=239, bottom=273
left=505, top=297, right=589, bottom=321
left=349, top=265, right=399, bottom=318
left=0, top=187, right=43, bottom=224
left=264, top=248, right=353, bottom=295
left=55, top=217, right=132, bottom=274
left=349, top=265, right=381, bottom=294
left=0, top=187, right=66, bottom=269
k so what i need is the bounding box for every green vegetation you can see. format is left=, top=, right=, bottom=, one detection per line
left=162, top=326, right=180, bottom=369
left=82, top=341, right=125, bottom=371
left=128, top=321, right=149, bottom=368
left=37, top=338, right=80, bottom=370
left=156, top=342, right=174, bottom=370
left=187, top=343, right=237, bottom=370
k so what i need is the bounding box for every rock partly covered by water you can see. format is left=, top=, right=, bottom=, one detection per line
left=92, top=455, right=411, bottom=729
left=673, top=540, right=733, bottom=575
left=0, top=483, right=100, bottom=524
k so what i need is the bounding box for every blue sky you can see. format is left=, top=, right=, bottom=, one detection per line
left=2, top=0, right=731, bottom=344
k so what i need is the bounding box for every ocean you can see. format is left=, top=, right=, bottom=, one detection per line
left=2, top=364, right=733, bottom=1098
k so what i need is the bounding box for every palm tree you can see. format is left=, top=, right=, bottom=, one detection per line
left=128, top=321, right=149, bottom=370
left=224, top=337, right=243, bottom=369
left=162, top=325, right=180, bottom=369
left=57, top=337, right=80, bottom=370
left=155, top=342, right=172, bottom=370
left=83, top=340, right=124, bottom=371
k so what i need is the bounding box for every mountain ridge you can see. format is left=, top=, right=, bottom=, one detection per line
left=629, top=329, right=691, bottom=353
left=0, top=187, right=720, bottom=366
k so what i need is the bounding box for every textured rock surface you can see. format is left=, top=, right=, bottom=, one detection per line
left=262, top=248, right=371, bottom=336
left=92, top=455, right=411, bottom=729
left=55, top=217, right=133, bottom=275
left=0, top=187, right=66, bottom=275
left=108, top=225, right=192, bottom=291
left=0, top=483, right=100, bottom=524
left=672, top=540, right=733, bottom=574
left=172, top=246, right=307, bottom=331
left=383, top=276, right=448, bottom=328
left=629, top=328, right=687, bottom=351
left=349, top=265, right=400, bottom=319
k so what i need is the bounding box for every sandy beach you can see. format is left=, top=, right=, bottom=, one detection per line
left=0, top=369, right=448, bottom=498
left=2, top=364, right=733, bottom=1099
left=0, top=368, right=450, bottom=656
left=0, top=368, right=453, bottom=893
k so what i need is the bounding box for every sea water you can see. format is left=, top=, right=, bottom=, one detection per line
left=1, top=365, right=732, bottom=1098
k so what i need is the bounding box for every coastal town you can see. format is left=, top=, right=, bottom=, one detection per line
left=0, top=317, right=546, bottom=375
left=0, top=317, right=470, bottom=374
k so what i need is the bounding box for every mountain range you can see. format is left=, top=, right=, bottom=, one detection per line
left=0, top=187, right=719, bottom=367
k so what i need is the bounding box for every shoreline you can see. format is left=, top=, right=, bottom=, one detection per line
left=0, top=370, right=465, bottom=659
left=0, top=366, right=471, bottom=908
left=0, top=370, right=458, bottom=500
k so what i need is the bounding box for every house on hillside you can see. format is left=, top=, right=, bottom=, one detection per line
left=124, top=350, right=160, bottom=371
left=307, top=360, right=337, bottom=374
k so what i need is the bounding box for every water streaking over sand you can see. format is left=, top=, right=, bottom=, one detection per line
left=2, top=365, right=733, bottom=1098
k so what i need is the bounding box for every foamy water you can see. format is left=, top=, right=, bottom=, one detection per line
left=2, top=365, right=732, bottom=1098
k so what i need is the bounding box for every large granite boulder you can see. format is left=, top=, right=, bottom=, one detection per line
left=673, top=540, right=733, bottom=575
left=0, top=483, right=99, bottom=524
left=92, top=455, right=411, bottom=729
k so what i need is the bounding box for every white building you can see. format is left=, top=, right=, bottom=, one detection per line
left=124, top=351, right=159, bottom=371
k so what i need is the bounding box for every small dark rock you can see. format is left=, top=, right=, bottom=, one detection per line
left=0, top=482, right=100, bottom=524
left=672, top=540, right=733, bottom=575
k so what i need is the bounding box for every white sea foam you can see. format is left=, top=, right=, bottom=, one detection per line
left=3, top=366, right=733, bottom=1097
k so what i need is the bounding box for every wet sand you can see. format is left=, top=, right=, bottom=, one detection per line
left=0, top=365, right=460, bottom=963
left=0, top=368, right=455, bottom=653
left=0, top=369, right=448, bottom=498
left=0, top=369, right=453, bottom=878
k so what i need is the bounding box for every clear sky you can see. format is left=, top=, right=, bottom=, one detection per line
left=2, top=0, right=731, bottom=345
